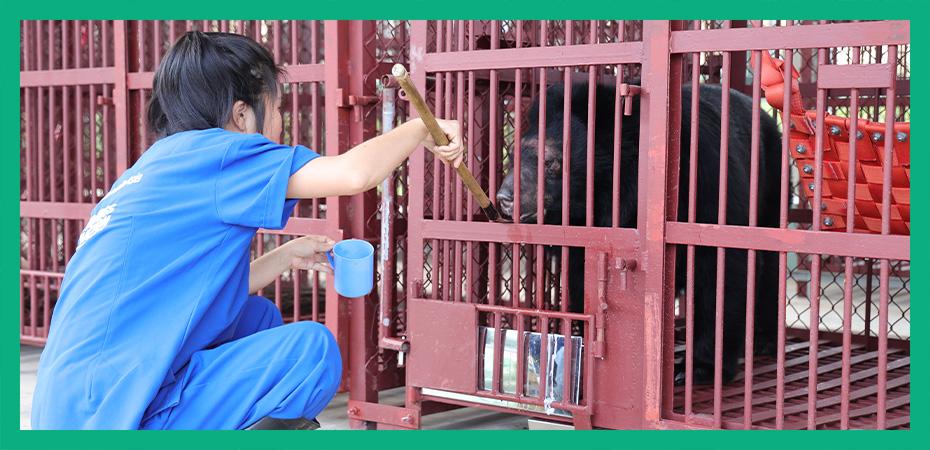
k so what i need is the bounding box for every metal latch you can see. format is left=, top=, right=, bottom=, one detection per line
left=618, top=84, right=641, bottom=116
left=335, top=88, right=379, bottom=122
left=594, top=252, right=608, bottom=359
left=616, top=257, right=637, bottom=291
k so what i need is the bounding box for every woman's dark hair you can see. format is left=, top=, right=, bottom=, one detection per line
left=147, top=31, right=283, bottom=137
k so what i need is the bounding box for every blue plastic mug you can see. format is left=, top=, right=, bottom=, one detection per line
left=326, top=239, right=374, bottom=298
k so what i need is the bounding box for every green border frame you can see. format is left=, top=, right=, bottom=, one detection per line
left=1, top=2, right=925, bottom=449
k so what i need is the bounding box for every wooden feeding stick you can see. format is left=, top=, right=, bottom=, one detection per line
left=391, top=64, right=503, bottom=223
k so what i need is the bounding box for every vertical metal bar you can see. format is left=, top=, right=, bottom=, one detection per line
left=584, top=315, right=594, bottom=412
left=53, top=20, right=61, bottom=68
left=712, top=20, right=733, bottom=428
left=380, top=87, right=396, bottom=338
left=103, top=85, right=112, bottom=188
left=274, top=235, right=282, bottom=310
left=871, top=47, right=883, bottom=121
left=139, top=88, right=149, bottom=152
left=535, top=21, right=548, bottom=311
left=20, top=273, right=26, bottom=338
left=431, top=66, right=442, bottom=301
left=611, top=66, right=622, bottom=227
left=152, top=20, right=162, bottom=68
left=24, top=93, right=33, bottom=272
left=90, top=84, right=98, bottom=199
left=310, top=21, right=319, bottom=64
left=565, top=20, right=573, bottom=46
left=639, top=19, right=675, bottom=425
left=443, top=25, right=453, bottom=302
left=169, top=21, right=177, bottom=42
left=76, top=84, right=84, bottom=202
left=23, top=21, right=30, bottom=72
left=864, top=259, right=874, bottom=347
left=103, top=22, right=113, bottom=187
left=466, top=66, right=476, bottom=304
left=38, top=86, right=46, bottom=270
left=492, top=312, right=503, bottom=393
left=273, top=21, right=281, bottom=64
left=430, top=22, right=444, bottom=302
left=877, top=44, right=898, bottom=430
left=49, top=84, right=57, bottom=204
left=840, top=42, right=862, bottom=431
left=661, top=21, right=685, bottom=420
left=103, top=21, right=110, bottom=67
left=538, top=316, right=549, bottom=401
left=292, top=265, right=301, bottom=323
left=585, top=26, right=596, bottom=227
left=113, top=21, right=130, bottom=175
left=308, top=271, right=321, bottom=322
left=807, top=40, right=828, bottom=430
left=516, top=312, right=526, bottom=397
left=90, top=20, right=98, bottom=68
left=74, top=20, right=81, bottom=69
left=454, top=21, right=465, bottom=302
left=314, top=21, right=348, bottom=362
left=562, top=318, right=573, bottom=404
left=512, top=22, right=523, bottom=307
left=36, top=20, right=43, bottom=71
left=559, top=64, right=571, bottom=313
left=310, top=79, right=320, bottom=216
left=290, top=20, right=299, bottom=146
left=311, top=270, right=319, bottom=322
left=30, top=273, right=38, bottom=337
left=488, top=20, right=500, bottom=306
left=220, top=20, right=228, bottom=33
left=63, top=84, right=71, bottom=210
left=43, top=276, right=50, bottom=337
left=37, top=73, right=45, bottom=192
left=62, top=21, right=70, bottom=69
left=47, top=20, right=53, bottom=70
left=743, top=28, right=763, bottom=428
left=255, top=236, right=265, bottom=297
left=513, top=21, right=523, bottom=225
left=684, top=26, right=701, bottom=419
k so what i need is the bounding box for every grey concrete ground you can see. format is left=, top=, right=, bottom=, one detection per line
left=20, top=345, right=526, bottom=430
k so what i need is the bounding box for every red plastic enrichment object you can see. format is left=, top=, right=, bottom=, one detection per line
left=754, top=51, right=910, bottom=235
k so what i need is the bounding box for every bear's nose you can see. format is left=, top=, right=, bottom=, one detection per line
left=497, top=194, right=513, bottom=219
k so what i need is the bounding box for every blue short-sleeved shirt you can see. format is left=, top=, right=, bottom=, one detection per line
left=31, top=128, right=320, bottom=429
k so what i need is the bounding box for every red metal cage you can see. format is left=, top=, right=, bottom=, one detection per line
left=20, top=20, right=910, bottom=430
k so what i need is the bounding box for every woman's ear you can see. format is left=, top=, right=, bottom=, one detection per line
left=226, top=100, right=257, bottom=133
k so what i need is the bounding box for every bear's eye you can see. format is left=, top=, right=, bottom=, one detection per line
left=546, top=159, right=562, bottom=174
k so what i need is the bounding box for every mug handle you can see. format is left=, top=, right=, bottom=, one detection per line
left=326, top=250, right=335, bottom=270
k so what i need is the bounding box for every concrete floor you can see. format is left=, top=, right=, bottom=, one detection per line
left=19, top=345, right=527, bottom=430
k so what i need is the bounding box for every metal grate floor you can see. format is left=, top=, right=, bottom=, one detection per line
left=670, top=337, right=910, bottom=429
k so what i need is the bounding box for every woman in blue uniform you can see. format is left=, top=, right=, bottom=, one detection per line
left=30, top=31, right=463, bottom=430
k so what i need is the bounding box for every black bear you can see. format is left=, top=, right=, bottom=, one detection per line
left=496, top=80, right=782, bottom=385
